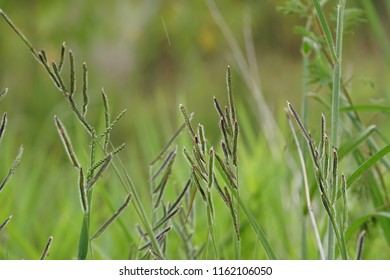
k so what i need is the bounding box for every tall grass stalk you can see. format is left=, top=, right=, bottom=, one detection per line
left=310, top=0, right=346, bottom=259
left=286, top=106, right=325, bottom=260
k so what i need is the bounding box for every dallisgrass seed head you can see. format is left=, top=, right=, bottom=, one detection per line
left=54, top=115, right=81, bottom=169
left=69, top=49, right=76, bottom=95
left=85, top=153, right=112, bottom=191
left=179, top=104, right=196, bottom=138
left=0, top=112, right=7, bottom=142
left=82, top=62, right=89, bottom=117
left=58, top=42, right=66, bottom=72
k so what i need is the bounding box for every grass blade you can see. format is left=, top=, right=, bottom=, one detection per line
left=338, top=125, right=376, bottom=159
left=91, top=193, right=132, bottom=240
left=347, top=144, right=390, bottom=187
left=0, top=215, right=12, bottom=234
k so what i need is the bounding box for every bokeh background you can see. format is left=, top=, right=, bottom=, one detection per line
left=0, top=0, right=389, bottom=259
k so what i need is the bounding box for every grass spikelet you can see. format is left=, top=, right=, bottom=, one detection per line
left=192, top=169, right=207, bottom=202
left=91, top=193, right=132, bottom=240
left=82, top=62, right=88, bottom=117
left=58, top=42, right=66, bottom=72
left=52, top=61, right=67, bottom=92
left=179, top=104, right=196, bottom=138
left=198, top=124, right=207, bottom=156
left=0, top=215, right=12, bottom=234
left=226, top=65, right=236, bottom=124
left=54, top=116, right=81, bottom=169
left=40, top=236, right=53, bottom=260
left=287, top=101, right=311, bottom=142
left=102, top=89, right=111, bottom=152
left=232, top=119, right=239, bottom=166
left=341, top=174, right=348, bottom=232
left=0, top=112, right=7, bottom=142
left=219, top=117, right=232, bottom=156
left=0, top=145, right=24, bottom=192
left=85, top=154, right=112, bottom=191
left=208, top=147, right=215, bottom=189
left=69, top=49, right=76, bottom=95
left=214, top=151, right=237, bottom=189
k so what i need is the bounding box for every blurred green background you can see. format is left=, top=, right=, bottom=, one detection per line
left=0, top=0, right=389, bottom=259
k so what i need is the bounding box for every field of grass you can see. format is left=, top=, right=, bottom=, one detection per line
left=0, top=0, right=390, bottom=260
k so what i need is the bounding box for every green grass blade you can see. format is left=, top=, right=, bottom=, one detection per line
left=0, top=215, right=12, bottom=234
left=347, top=143, right=390, bottom=187
left=77, top=215, right=90, bottom=260
left=310, top=0, right=337, bottom=63
left=338, top=125, right=376, bottom=159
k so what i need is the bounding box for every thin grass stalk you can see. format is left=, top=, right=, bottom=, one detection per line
left=287, top=109, right=326, bottom=260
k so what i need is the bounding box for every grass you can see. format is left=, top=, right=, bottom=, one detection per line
left=1, top=1, right=390, bottom=260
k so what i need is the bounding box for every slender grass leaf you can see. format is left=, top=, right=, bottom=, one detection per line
left=91, top=193, right=132, bottom=240
left=338, top=125, right=376, bottom=159
left=0, top=215, right=12, bottom=234
left=347, top=144, right=390, bottom=187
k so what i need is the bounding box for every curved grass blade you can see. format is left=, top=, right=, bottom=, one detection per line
left=346, top=143, right=390, bottom=187
left=91, top=193, right=132, bottom=240
left=338, top=125, right=376, bottom=159
left=0, top=215, right=12, bottom=234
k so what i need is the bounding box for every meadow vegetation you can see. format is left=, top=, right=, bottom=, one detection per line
left=0, top=0, right=389, bottom=259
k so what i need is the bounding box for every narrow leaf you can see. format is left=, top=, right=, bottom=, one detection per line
left=91, top=193, right=132, bottom=240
